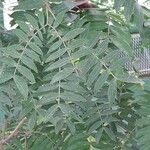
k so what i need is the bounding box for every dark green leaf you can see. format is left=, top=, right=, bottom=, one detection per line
left=63, top=28, right=85, bottom=41
left=25, top=14, right=39, bottom=30
left=53, top=11, right=66, bottom=28
left=51, top=67, right=73, bottom=84
left=111, top=36, right=133, bottom=59
left=87, top=64, right=101, bottom=87
left=45, top=48, right=66, bottom=63
left=95, top=128, right=103, bottom=144
left=28, top=42, right=43, bottom=55
left=17, top=65, right=35, bottom=83
left=114, top=0, right=125, bottom=11
left=45, top=104, right=58, bottom=121
left=55, top=118, right=64, bottom=134
left=66, top=119, right=76, bottom=135
left=88, top=121, right=102, bottom=134
left=61, top=91, right=86, bottom=102
left=15, top=0, right=43, bottom=10
left=47, top=40, right=62, bottom=53
left=16, top=21, right=29, bottom=33
left=0, top=72, right=13, bottom=84
left=45, top=57, right=70, bottom=72
left=0, top=57, right=16, bottom=67
left=108, top=79, right=117, bottom=105
left=13, top=75, right=28, bottom=99
left=28, top=112, right=36, bottom=130
left=124, top=0, right=135, bottom=22
left=104, top=127, right=116, bottom=141
left=94, top=71, right=109, bottom=94
left=21, top=55, right=38, bottom=73
left=13, top=29, right=28, bottom=41
left=25, top=49, right=41, bottom=62
left=134, top=2, right=144, bottom=33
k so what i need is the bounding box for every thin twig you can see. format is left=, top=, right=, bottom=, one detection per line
left=0, top=117, right=27, bottom=147
left=1, top=117, right=27, bottom=144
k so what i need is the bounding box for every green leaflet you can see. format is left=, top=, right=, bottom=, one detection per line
left=61, top=91, right=86, bottom=102
left=110, top=25, right=132, bottom=45
left=25, top=14, right=39, bottom=30
left=94, top=39, right=109, bottom=56
left=87, top=64, right=101, bottom=87
left=17, top=65, right=35, bottom=84
left=62, top=28, right=85, bottom=41
left=104, top=127, right=116, bottom=141
left=28, top=42, right=43, bottom=55
left=95, top=128, right=103, bottom=144
left=33, top=35, right=43, bottom=47
left=21, top=55, right=38, bottom=73
left=140, top=141, right=150, bottom=150
left=71, top=111, right=83, bottom=122
left=111, top=36, right=133, bottom=59
left=0, top=57, right=16, bottom=67
left=88, top=120, right=102, bottom=134
left=45, top=104, right=58, bottom=121
left=47, top=36, right=57, bottom=45
left=68, top=38, right=87, bottom=50
left=45, top=57, right=70, bottom=72
left=25, top=49, right=41, bottom=62
left=37, top=10, right=45, bottom=28
left=59, top=104, right=71, bottom=115
left=116, top=73, right=143, bottom=84
left=47, top=40, right=63, bottom=54
left=5, top=45, right=21, bottom=58
left=114, top=0, right=125, bottom=11
left=37, top=30, right=43, bottom=41
left=108, top=79, right=117, bottom=105
left=94, top=70, right=109, bottom=94
left=137, top=126, right=150, bottom=138
left=80, top=56, right=97, bottom=75
left=28, top=112, right=36, bottom=130
left=60, top=82, right=86, bottom=94
left=37, top=84, right=58, bottom=94
left=6, top=44, right=23, bottom=50
left=72, top=47, right=91, bottom=60
left=38, top=92, right=58, bottom=105
left=13, top=75, right=28, bottom=99
left=0, top=91, right=12, bottom=106
left=64, top=139, right=90, bottom=150
left=45, top=48, right=66, bottom=63
left=66, top=119, right=76, bottom=135
left=15, top=0, right=43, bottom=10
left=55, top=118, right=64, bottom=134
left=102, top=50, right=119, bottom=63
left=136, top=117, right=150, bottom=127
left=124, top=0, right=135, bottom=22
left=0, top=111, right=5, bottom=129
left=134, top=2, right=144, bottom=33
left=13, top=29, right=28, bottom=41
left=51, top=67, right=73, bottom=84
left=53, top=10, right=66, bottom=28
left=16, top=21, right=29, bottom=33
left=0, top=72, right=13, bottom=84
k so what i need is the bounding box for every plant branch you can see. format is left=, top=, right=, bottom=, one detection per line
left=0, top=117, right=27, bottom=149
left=13, top=23, right=48, bottom=76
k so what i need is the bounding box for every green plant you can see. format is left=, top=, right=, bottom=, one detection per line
left=0, top=0, right=150, bottom=150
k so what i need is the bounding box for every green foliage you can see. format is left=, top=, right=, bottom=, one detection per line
left=130, top=81, right=150, bottom=150
left=0, top=0, right=150, bottom=150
